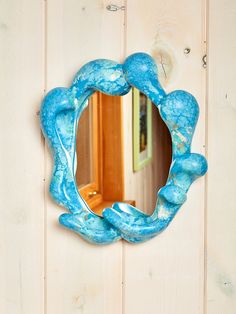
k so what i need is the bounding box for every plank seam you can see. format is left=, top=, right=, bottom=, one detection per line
left=203, top=0, right=209, bottom=313
left=43, top=0, right=48, bottom=313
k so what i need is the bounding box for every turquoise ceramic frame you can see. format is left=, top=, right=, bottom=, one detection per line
left=133, top=88, right=152, bottom=172
left=40, top=52, right=207, bottom=245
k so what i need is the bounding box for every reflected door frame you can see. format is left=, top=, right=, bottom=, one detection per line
left=76, top=92, right=125, bottom=212
left=77, top=92, right=103, bottom=208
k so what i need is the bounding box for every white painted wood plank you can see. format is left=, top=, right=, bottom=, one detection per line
left=45, top=1, right=124, bottom=313
left=207, top=1, right=236, bottom=313
left=0, top=1, right=45, bottom=313
left=123, top=0, right=206, bottom=313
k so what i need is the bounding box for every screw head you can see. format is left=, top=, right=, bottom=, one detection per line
left=184, top=48, right=191, bottom=54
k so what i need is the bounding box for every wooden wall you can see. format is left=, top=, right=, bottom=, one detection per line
left=122, top=1, right=206, bottom=313
left=0, top=0, right=235, bottom=313
left=207, top=0, right=236, bottom=312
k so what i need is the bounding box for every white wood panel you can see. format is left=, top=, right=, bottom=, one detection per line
left=123, top=1, right=206, bottom=313
left=0, top=1, right=45, bottom=313
left=2, top=1, right=236, bottom=313
left=207, top=1, right=236, bottom=313
left=45, top=1, right=124, bottom=313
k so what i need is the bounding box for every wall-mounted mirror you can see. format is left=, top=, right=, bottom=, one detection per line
left=40, top=53, right=207, bottom=244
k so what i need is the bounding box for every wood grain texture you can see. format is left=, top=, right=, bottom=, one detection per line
left=45, top=1, right=124, bottom=313
left=207, top=1, right=236, bottom=313
left=2, top=0, right=235, bottom=313
left=0, top=1, right=45, bottom=313
left=122, top=1, right=207, bottom=313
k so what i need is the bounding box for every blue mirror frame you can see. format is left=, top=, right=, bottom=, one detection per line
left=40, top=53, right=207, bottom=245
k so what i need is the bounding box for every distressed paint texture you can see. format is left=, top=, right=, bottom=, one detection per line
left=40, top=53, right=207, bottom=244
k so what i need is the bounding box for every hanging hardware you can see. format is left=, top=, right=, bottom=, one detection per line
left=184, top=48, right=191, bottom=54
left=202, top=54, right=207, bottom=68
left=106, top=4, right=125, bottom=11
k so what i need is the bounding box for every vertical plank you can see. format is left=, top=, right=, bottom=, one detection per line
left=207, top=1, right=236, bottom=313
left=0, top=0, right=45, bottom=313
left=45, top=1, right=124, bottom=313
left=123, top=0, right=206, bottom=313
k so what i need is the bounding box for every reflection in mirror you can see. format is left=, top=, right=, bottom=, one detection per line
left=76, top=100, right=93, bottom=188
left=76, top=91, right=172, bottom=216
left=76, top=93, right=102, bottom=211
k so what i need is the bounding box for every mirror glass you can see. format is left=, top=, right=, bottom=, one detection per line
left=76, top=91, right=172, bottom=216
left=76, top=99, right=94, bottom=189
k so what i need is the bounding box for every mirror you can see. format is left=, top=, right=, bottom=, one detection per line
left=76, top=90, right=172, bottom=216
left=40, top=52, right=207, bottom=244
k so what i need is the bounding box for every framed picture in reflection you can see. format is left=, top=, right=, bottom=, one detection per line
left=133, top=88, right=152, bottom=172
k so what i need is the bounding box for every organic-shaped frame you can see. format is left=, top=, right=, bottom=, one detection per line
left=40, top=53, right=207, bottom=245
